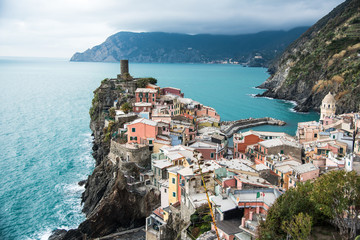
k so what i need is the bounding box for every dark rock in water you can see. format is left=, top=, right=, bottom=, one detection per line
left=78, top=180, right=86, bottom=186
left=48, top=229, right=67, bottom=240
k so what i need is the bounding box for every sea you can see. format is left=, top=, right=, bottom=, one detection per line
left=0, top=57, right=319, bottom=240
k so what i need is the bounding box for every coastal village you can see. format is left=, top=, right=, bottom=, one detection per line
left=102, top=61, right=360, bottom=240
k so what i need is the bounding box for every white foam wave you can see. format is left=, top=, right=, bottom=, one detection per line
left=63, top=183, right=84, bottom=194
left=263, top=96, right=274, bottom=100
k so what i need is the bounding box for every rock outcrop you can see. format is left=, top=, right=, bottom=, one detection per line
left=50, top=78, right=160, bottom=239
left=258, top=0, right=360, bottom=113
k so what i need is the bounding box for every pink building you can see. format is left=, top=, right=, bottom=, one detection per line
left=127, top=118, right=158, bottom=145
left=189, top=141, right=224, bottom=160
left=196, top=106, right=220, bottom=121
left=291, top=163, right=319, bottom=182
left=135, top=88, right=157, bottom=104
left=161, top=87, right=184, bottom=97
left=297, top=121, right=322, bottom=143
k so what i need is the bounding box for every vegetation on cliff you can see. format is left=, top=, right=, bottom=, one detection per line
left=260, top=0, right=360, bottom=113
left=70, top=28, right=309, bottom=67
left=258, top=170, right=360, bottom=240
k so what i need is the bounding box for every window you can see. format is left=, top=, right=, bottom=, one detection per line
left=136, top=107, right=139, bottom=111
left=172, top=178, right=175, bottom=184
left=280, top=150, right=284, bottom=154
left=140, top=98, right=142, bottom=102
left=210, top=152, right=214, bottom=158
left=149, top=140, right=153, bottom=144
left=172, top=192, right=176, bottom=197
left=164, top=189, right=167, bottom=193
left=132, top=128, right=136, bottom=132
left=153, top=93, right=155, bottom=97
left=134, top=137, right=137, bottom=140
left=333, top=135, right=336, bottom=139
left=314, top=133, right=317, bottom=138
left=130, top=137, right=133, bottom=140
left=153, top=98, right=155, bottom=102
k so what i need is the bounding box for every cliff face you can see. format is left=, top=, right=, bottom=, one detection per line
left=50, top=79, right=160, bottom=240
left=259, top=0, right=360, bottom=113
left=70, top=29, right=308, bottom=67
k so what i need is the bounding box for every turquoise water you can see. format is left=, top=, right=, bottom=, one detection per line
left=0, top=57, right=318, bottom=240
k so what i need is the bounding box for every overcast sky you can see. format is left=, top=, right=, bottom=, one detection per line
left=0, top=0, right=345, bottom=58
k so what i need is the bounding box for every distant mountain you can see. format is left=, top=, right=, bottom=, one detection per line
left=70, top=28, right=309, bottom=67
left=259, top=0, right=360, bottom=113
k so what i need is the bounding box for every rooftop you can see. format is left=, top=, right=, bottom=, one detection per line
left=232, top=188, right=279, bottom=207
left=259, top=138, right=301, bottom=149
left=234, top=174, right=271, bottom=188
left=216, top=219, right=242, bottom=235
left=135, top=88, right=157, bottom=93
left=134, top=102, right=152, bottom=107
left=152, top=159, right=173, bottom=169
left=167, top=165, right=184, bottom=174
left=216, top=159, right=256, bottom=173
left=292, top=163, right=318, bottom=174
left=211, top=195, right=237, bottom=213
left=128, top=118, right=157, bottom=126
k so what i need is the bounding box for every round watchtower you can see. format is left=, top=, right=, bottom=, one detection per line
left=320, top=92, right=336, bottom=121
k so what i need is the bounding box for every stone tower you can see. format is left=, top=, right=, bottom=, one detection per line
left=320, top=92, right=336, bottom=121
left=120, top=60, right=129, bottom=75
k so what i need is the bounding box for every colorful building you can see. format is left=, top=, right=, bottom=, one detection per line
left=127, top=118, right=158, bottom=145
left=161, top=87, right=184, bottom=97
left=135, top=88, right=158, bottom=104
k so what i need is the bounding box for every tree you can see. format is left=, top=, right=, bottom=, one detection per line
left=311, top=170, right=360, bottom=239
left=258, top=181, right=321, bottom=240
left=121, top=102, right=132, bottom=114
left=109, top=107, right=116, bottom=119
left=136, top=77, right=158, bottom=88
left=148, top=77, right=157, bottom=84
left=281, top=212, right=312, bottom=240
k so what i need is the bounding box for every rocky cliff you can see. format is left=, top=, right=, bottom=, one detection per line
left=258, top=0, right=360, bottom=113
left=70, top=28, right=308, bottom=67
left=49, top=79, right=161, bottom=240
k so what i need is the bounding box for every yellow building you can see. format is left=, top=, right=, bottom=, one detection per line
left=167, top=166, right=183, bottom=205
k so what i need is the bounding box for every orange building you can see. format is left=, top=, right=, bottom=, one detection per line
left=127, top=118, right=158, bottom=145
left=233, top=132, right=263, bottom=158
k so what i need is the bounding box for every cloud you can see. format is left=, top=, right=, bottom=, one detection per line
left=0, top=0, right=345, bottom=58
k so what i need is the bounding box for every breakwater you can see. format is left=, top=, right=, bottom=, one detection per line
left=221, top=117, right=286, bottom=137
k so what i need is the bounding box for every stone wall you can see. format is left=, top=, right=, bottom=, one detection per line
left=109, top=140, right=151, bottom=168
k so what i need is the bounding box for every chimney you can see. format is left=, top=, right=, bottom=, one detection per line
left=249, top=211, right=253, bottom=221
left=120, top=60, right=129, bottom=75
left=241, top=217, right=246, bottom=227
